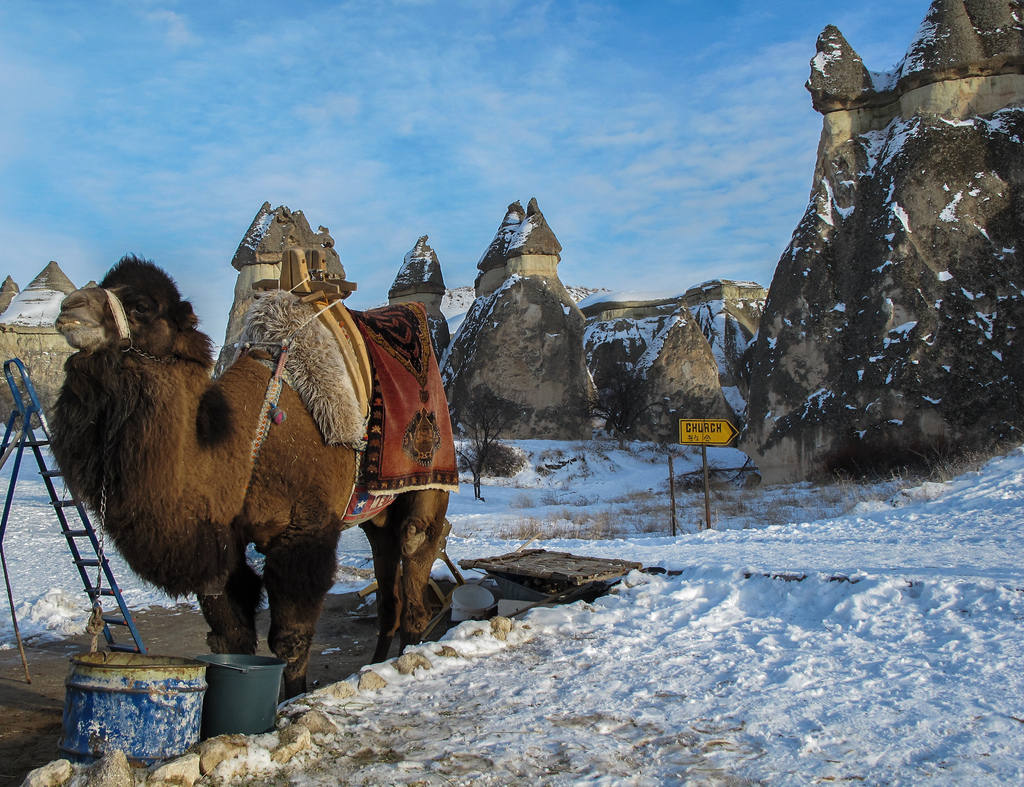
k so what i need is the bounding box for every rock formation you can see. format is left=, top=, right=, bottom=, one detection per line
left=0, top=261, right=78, bottom=414
left=744, top=0, right=1024, bottom=481
left=685, top=280, right=766, bottom=421
left=0, top=276, right=19, bottom=314
left=581, top=280, right=765, bottom=441
left=215, top=202, right=344, bottom=374
left=474, top=199, right=563, bottom=297
left=444, top=198, right=594, bottom=439
left=388, top=235, right=450, bottom=354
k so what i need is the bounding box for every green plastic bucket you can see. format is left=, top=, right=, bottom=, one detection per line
left=196, top=654, right=286, bottom=738
left=59, top=652, right=207, bottom=765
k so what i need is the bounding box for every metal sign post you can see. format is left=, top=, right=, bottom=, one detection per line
left=677, top=418, right=738, bottom=530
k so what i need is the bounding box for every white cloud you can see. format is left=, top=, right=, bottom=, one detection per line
left=141, top=9, right=198, bottom=50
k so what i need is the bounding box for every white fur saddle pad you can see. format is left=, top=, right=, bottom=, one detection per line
left=237, top=291, right=368, bottom=449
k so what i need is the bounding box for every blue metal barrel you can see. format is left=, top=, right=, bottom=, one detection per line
left=59, top=652, right=207, bottom=765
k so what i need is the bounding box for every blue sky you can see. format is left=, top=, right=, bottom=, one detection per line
left=1, top=0, right=930, bottom=344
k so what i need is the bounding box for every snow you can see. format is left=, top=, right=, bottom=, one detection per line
left=440, top=287, right=476, bottom=319
left=6, top=441, right=1024, bottom=783
left=0, top=288, right=66, bottom=327
left=583, top=311, right=684, bottom=376
left=892, top=202, right=912, bottom=233
left=940, top=191, right=963, bottom=222
left=577, top=289, right=684, bottom=309
left=242, top=207, right=275, bottom=252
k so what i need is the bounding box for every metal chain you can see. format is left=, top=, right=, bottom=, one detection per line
left=86, top=481, right=109, bottom=651
left=122, top=345, right=173, bottom=363
left=96, top=484, right=106, bottom=597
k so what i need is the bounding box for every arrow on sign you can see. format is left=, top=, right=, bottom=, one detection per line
left=678, top=419, right=739, bottom=446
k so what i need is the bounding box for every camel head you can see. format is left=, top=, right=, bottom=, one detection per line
left=56, top=255, right=213, bottom=364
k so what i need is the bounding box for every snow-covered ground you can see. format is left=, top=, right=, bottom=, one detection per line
left=5, top=441, right=1024, bottom=784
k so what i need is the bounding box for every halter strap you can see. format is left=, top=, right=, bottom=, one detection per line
left=103, top=289, right=131, bottom=342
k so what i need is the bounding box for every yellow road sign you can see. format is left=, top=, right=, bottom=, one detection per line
left=678, top=418, right=738, bottom=446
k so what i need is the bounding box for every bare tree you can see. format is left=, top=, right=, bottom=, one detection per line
left=453, top=387, right=521, bottom=500
left=590, top=362, right=654, bottom=444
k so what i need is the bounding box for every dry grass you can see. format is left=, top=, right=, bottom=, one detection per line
left=509, top=492, right=536, bottom=510
left=497, top=516, right=616, bottom=541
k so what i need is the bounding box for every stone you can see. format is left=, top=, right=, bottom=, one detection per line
left=388, top=235, right=450, bottom=354
left=358, top=669, right=388, bottom=691
left=271, top=723, right=312, bottom=764
left=148, top=752, right=201, bottom=786
left=806, top=25, right=875, bottom=113
left=490, top=616, right=513, bottom=641
left=899, top=0, right=1024, bottom=86
left=314, top=680, right=357, bottom=700
left=473, top=197, right=562, bottom=298
left=83, top=749, right=132, bottom=787
left=197, top=735, right=249, bottom=775
left=294, top=709, right=338, bottom=735
left=475, top=201, right=526, bottom=290
left=0, top=274, right=20, bottom=314
left=434, top=645, right=460, bottom=658
left=394, top=651, right=432, bottom=675
left=20, top=759, right=72, bottom=787
left=685, top=280, right=767, bottom=421
left=445, top=257, right=595, bottom=441
left=743, top=2, right=1024, bottom=482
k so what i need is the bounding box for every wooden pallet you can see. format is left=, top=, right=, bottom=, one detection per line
left=459, top=549, right=642, bottom=587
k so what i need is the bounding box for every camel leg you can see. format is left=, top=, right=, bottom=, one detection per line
left=263, top=525, right=341, bottom=698
left=396, top=490, right=449, bottom=648
left=360, top=515, right=402, bottom=663
left=198, top=561, right=262, bottom=655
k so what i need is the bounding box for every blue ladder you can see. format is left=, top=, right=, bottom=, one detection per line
left=0, top=358, right=145, bottom=653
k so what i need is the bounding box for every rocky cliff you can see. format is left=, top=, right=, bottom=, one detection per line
left=744, top=0, right=1024, bottom=481
left=580, top=281, right=765, bottom=441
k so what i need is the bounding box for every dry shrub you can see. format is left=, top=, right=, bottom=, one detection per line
left=484, top=442, right=528, bottom=477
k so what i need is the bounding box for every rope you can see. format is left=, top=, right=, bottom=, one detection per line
left=249, top=342, right=291, bottom=465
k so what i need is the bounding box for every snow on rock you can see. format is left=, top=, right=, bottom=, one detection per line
left=0, top=261, right=75, bottom=326
left=745, top=0, right=1024, bottom=482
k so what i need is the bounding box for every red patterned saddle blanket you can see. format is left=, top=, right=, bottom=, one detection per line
left=340, top=302, right=457, bottom=524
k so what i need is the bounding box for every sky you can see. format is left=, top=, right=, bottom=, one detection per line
left=1, top=0, right=932, bottom=344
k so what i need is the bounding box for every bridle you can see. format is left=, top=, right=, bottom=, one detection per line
left=103, top=287, right=173, bottom=363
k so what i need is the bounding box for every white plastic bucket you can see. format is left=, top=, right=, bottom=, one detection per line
left=451, top=584, right=495, bottom=621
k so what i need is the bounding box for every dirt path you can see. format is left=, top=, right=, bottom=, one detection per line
left=0, top=592, right=402, bottom=786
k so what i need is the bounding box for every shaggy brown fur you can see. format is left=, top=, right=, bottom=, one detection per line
left=50, top=256, right=449, bottom=697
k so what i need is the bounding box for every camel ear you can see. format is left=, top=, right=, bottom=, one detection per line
left=172, top=301, right=199, bottom=330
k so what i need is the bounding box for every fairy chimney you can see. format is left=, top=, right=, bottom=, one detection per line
left=474, top=198, right=562, bottom=297
left=0, top=261, right=79, bottom=414
left=215, top=202, right=345, bottom=375
left=389, top=235, right=450, bottom=354
left=0, top=276, right=19, bottom=314
left=445, top=198, right=594, bottom=439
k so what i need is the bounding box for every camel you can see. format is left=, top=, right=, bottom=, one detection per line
left=50, top=255, right=450, bottom=697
